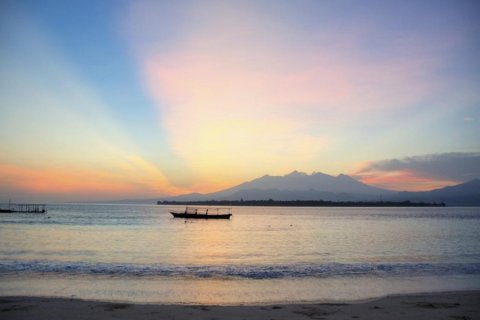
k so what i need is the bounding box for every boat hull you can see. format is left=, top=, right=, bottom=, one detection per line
left=170, top=211, right=232, bottom=219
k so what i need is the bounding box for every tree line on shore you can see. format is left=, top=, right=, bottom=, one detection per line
left=158, top=199, right=446, bottom=207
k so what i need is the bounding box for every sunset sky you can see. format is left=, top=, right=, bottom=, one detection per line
left=1, top=0, right=479, bottom=202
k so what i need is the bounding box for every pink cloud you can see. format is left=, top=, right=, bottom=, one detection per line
left=351, top=153, right=480, bottom=191
left=121, top=1, right=453, bottom=189
left=354, top=169, right=457, bottom=191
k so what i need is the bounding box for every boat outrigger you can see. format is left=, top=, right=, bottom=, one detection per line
left=170, top=207, right=232, bottom=219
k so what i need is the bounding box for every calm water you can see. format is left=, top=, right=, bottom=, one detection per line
left=0, top=204, right=479, bottom=304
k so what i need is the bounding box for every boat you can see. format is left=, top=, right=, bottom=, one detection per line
left=170, top=207, right=232, bottom=219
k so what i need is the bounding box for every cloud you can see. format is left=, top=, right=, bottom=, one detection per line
left=0, top=157, right=186, bottom=202
left=122, top=0, right=450, bottom=189
left=353, top=153, right=480, bottom=191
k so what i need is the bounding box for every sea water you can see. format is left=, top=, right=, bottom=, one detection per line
left=0, top=204, right=479, bottom=304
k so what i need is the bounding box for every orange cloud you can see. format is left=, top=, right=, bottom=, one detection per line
left=0, top=164, right=133, bottom=199
left=0, top=158, right=187, bottom=201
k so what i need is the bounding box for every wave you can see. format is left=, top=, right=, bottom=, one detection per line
left=1, top=260, right=480, bottom=279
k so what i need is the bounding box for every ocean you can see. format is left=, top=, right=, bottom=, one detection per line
left=0, top=204, right=479, bottom=304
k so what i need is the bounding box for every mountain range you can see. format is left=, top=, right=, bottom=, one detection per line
left=159, top=171, right=480, bottom=206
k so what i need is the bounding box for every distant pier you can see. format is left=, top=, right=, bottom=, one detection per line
left=0, top=203, right=47, bottom=213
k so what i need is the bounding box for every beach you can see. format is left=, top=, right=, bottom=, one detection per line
left=1, top=205, right=479, bottom=317
left=1, top=205, right=480, bottom=305
left=1, top=291, right=479, bottom=320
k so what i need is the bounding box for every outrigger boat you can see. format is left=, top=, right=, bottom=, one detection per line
left=170, top=207, right=232, bottom=219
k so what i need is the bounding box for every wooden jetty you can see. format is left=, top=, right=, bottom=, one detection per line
left=0, top=203, right=47, bottom=213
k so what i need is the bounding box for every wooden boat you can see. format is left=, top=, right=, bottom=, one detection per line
left=170, top=207, right=232, bottom=219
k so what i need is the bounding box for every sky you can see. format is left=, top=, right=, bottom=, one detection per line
left=1, top=0, right=479, bottom=202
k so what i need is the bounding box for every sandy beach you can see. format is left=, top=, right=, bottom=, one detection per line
left=1, top=291, right=479, bottom=320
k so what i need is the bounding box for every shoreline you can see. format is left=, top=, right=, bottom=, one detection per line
left=2, top=290, right=479, bottom=319
left=158, top=200, right=446, bottom=207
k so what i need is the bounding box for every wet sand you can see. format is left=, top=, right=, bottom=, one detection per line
left=1, top=291, right=479, bottom=319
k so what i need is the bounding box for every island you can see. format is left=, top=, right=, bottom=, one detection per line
left=157, top=199, right=446, bottom=207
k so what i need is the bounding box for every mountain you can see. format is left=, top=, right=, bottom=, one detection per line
left=160, top=171, right=394, bottom=202
left=225, top=171, right=390, bottom=194
left=159, top=172, right=480, bottom=205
